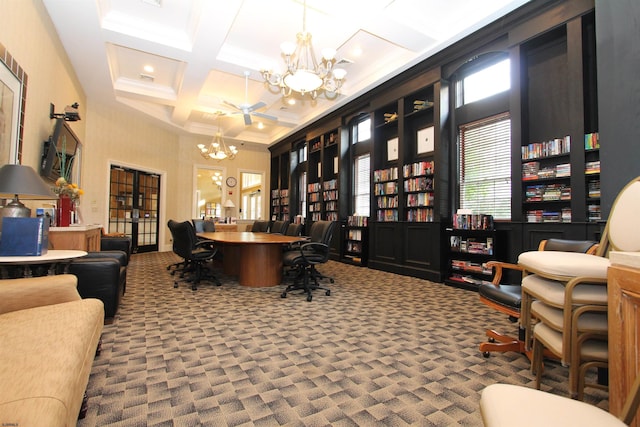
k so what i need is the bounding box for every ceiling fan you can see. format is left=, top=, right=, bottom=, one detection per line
left=224, top=71, right=277, bottom=126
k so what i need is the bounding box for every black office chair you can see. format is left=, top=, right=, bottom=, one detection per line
left=192, top=218, right=216, bottom=233
left=270, top=220, right=288, bottom=234
left=251, top=220, right=270, bottom=232
left=281, top=220, right=336, bottom=302
left=167, top=220, right=221, bottom=290
left=284, top=223, right=303, bottom=237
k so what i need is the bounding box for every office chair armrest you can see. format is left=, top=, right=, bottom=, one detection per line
left=298, top=242, right=329, bottom=265
left=485, top=260, right=524, bottom=285
left=195, top=238, right=217, bottom=251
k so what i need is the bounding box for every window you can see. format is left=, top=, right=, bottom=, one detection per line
left=239, top=172, right=263, bottom=220
left=459, top=113, right=511, bottom=219
left=462, top=58, right=510, bottom=105
left=299, top=171, right=307, bottom=219
left=352, top=117, right=371, bottom=144
left=353, top=154, right=370, bottom=216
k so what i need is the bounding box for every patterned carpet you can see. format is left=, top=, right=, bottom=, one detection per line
left=78, top=251, right=608, bottom=426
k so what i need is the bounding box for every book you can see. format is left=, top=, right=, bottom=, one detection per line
left=0, top=217, right=49, bottom=256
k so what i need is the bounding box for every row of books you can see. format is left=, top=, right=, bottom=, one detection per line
left=404, top=177, right=434, bottom=192
left=450, top=259, right=492, bottom=275
left=347, top=229, right=364, bottom=241
left=376, top=210, right=398, bottom=222
left=526, top=208, right=572, bottom=223
left=450, top=236, right=494, bottom=255
left=308, top=193, right=321, bottom=202
left=374, top=167, right=398, bottom=182
left=377, top=195, right=398, bottom=208
left=586, top=160, right=600, bottom=174
left=525, top=184, right=571, bottom=202
left=406, top=208, right=434, bottom=222
left=346, top=241, right=363, bottom=253
left=374, top=182, right=398, bottom=195
left=403, top=161, right=435, bottom=177
left=323, top=179, right=337, bottom=190
left=406, top=193, right=434, bottom=207
left=271, top=189, right=289, bottom=198
left=588, top=180, right=601, bottom=198
left=323, top=190, right=338, bottom=201
left=347, top=215, right=368, bottom=227
left=307, top=182, right=321, bottom=192
left=452, top=213, right=494, bottom=230
left=584, top=132, right=599, bottom=150
left=522, top=162, right=571, bottom=180
left=324, top=201, right=338, bottom=212
left=587, top=204, right=601, bottom=222
left=521, top=136, right=571, bottom=159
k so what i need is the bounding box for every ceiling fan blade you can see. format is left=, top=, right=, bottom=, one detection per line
left=252, top=112, right=279, bottom=122
left=243, top=113, right=252, bottom=125
left=223, top=100, right=241, bottom=111
left=248, top=101, right=266, bottom=112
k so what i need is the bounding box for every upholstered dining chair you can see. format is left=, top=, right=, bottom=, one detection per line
left=167, top=220, right=221, bottom=290
left=269, top=220, right=288, bottom=234
left=250, top=220, right=270, bottom=232
left=518, top=176, right=640, bottom=396
left=281, top=220, right=336, bottom=302
left=480, top=373, right=640, bottom=427
left=478, top=239, right=598, bottom=360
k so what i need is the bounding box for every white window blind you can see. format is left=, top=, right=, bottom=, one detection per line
left=299, top=171, right=307, bottom=219
left=459, top=113, right=511, bottom=219
left=354, top=154, right=370, bottom=216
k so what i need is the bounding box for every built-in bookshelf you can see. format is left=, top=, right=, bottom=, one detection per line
left=521, top=135, right=572, bottom=223
left=307, top=182, right=322, bottom=222
left=271, top=189, right=280, bottom=220
left=323, top=178, right=338, bottom=221
left=373, top=167, right=398, bottom=222
left=343, top=215, right=369, bottom=266
left=445, top=213, right=501, bottom=290
left=280, top=189, right=289, bottom=221
left=403, top=160, right=435, bottom=222
left=585, top=132, right=600, bottom=222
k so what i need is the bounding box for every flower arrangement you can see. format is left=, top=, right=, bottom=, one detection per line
left=53, top=177, right=83, bottom=202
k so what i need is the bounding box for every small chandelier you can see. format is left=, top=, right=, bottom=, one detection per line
left=261, top=0, right=346, bottom=99
left=197, top=120, right=238, bottom=161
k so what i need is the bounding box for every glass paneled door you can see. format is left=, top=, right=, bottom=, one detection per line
left=108, top=165, right=160, bottom=253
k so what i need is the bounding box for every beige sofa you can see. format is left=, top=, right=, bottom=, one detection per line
left=0, top=274, right=104, bottom=426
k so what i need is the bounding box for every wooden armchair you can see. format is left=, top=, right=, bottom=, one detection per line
left=478, top=239, right=598, bottom=360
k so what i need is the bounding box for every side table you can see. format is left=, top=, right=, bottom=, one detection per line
left=0, top=250, right=87, bottom=278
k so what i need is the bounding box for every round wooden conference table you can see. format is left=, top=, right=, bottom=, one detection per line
left=197, top=231, right=304, bottom=287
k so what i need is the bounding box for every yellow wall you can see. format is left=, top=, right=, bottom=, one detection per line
left=1, top=0, right=271, bottom=250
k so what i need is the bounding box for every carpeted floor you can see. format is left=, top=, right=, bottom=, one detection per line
left=78, top=251, right=608, bottom=426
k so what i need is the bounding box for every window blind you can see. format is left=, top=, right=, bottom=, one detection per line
left=459, top=112, right=511, bottom=219
left=354, top=154, right=370, bottom=216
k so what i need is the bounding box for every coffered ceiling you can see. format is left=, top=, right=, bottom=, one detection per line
left=42, top=0, right=529, bottom=147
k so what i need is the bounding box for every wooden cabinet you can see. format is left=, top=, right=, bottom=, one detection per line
left=49, top=225, right=102, bottom=251
left=607, top=262, right=640, bottom=425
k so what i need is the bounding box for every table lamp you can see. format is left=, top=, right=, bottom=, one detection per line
left=0, top=164, right=57, bottom=221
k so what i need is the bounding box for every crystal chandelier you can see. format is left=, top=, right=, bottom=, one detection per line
left=261, top=0, right=346, bottom=99
left=197, top=119, right=238, bottom=161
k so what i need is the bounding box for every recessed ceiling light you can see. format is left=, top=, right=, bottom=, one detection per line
left=352, top=47, right=363, bottom=56
left=287, top=99, right=296, bottom=105
left=143, top=65, right=154, bottom=73
left=257, top=122, right=264, bottom=129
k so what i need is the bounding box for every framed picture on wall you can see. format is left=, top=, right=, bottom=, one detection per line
left=0, top=59, right=23, bottom=165
left=387, top=137, right=399, bottom=161
left=417, top=126, right=435, bottom=154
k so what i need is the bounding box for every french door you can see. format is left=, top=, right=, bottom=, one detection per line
left=108, top=165, right=160, bottom=253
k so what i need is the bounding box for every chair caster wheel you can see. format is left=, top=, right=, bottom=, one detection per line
left=483, top=352, right=490, bottom=358
left=281, top=292, right=287, bottom=298
left=191, top=285, right=197, bottom=291
left=325, top=290, right=331, bottom=296
left=173, top=282, right=178, bottom=288
left=307, top=294, right=312, bottom=302
left=488, top=337, right=496, bottom=343
left=329, top=279, right=334, bottom=283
